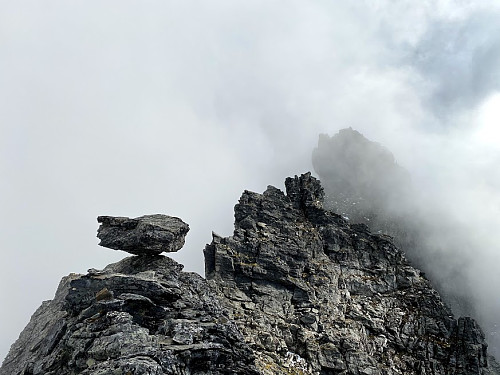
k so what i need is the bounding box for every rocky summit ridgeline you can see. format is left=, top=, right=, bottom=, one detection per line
left=1, top=173, right=499, bottom=375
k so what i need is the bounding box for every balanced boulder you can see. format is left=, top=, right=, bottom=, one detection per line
left=97, top=214, right=189, bottom=255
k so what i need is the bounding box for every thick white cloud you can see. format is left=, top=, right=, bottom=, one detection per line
left=1, top=0, right=500, bottom=361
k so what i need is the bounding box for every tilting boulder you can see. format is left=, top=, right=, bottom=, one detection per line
left=97, top=214, right=189, bottom=256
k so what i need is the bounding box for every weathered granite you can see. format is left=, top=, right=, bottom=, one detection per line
left=97, top=214, right=189, bottom=255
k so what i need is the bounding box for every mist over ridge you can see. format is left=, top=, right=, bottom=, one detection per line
left=313, top=128, right=500, bottom=358
left=2, top=0, right=500, bottom=364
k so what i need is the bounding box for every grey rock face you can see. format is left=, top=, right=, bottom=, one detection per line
left=97, top=214, right=189, bottom=255
left=2, top=173, right=499, bottom=374
left=1, top=256, right=259, bottom=375
left=312, top=129, right=499, bottom=358
left=205, top=172, right=499, bottom=374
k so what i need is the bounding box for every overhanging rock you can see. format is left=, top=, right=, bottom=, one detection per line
left=97, top=214, right=189, bottom=256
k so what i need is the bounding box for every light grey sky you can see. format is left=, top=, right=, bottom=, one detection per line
left=1, top=0, right=500, bottom=362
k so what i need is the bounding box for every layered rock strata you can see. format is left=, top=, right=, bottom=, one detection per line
left=0, top=256, right=258, bottom=375
left=1, top=173, right=498, bottom=375
left=205, top=173, right=498, bottom=375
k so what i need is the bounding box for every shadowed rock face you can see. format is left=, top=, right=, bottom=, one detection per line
left=2, top=173, right=499, bottom=375
left=205, top=173, right=499, bottom=375
left=311, top=129, right=499, bottom=357
left=0, top=256, right=259, bottom=375
left=97, top=214, right=189, bottom=255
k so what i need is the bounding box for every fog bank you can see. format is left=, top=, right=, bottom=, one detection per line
left=313, top=128, right=500, bottom=357
left=2, top=0, right=500, bottom=362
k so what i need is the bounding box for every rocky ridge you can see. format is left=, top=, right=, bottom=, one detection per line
left=311, top=128, right=498, bottom=356
left=205, top=173, right=498, bottom=374
left=0, top=255, right=258, bottom=375
left=1, top=173, right=498, bottom=375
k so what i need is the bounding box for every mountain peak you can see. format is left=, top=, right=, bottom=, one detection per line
left=2, top=173, right=498, bottom=374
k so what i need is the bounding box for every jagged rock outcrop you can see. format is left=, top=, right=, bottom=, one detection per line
left=205, top=173, right=498, bottom=374
left=97, top=214, right=189, bottom=255
left=311, top=129, right=499, bottom=357
left=0, top=255, right=258, bottom=375
left=2, top=173, right=498, bottom=375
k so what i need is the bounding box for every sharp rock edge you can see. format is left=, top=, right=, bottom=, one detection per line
left=2, top=173, right=499, bottom=375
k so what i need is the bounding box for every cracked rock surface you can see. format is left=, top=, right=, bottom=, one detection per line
left=97, top=214, right=189, bottom=255
left=0, top=256, right=258, bottom=375
left=2, top=173, right=499, bottom=375
left=204, top=173, right=499, bottom=375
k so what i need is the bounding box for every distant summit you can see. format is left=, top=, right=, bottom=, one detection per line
left=2, top=173, right=498, bottom=374
left=312, top=128, right=499, bottom=359
left=312, top=128, right=412, bottom=231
